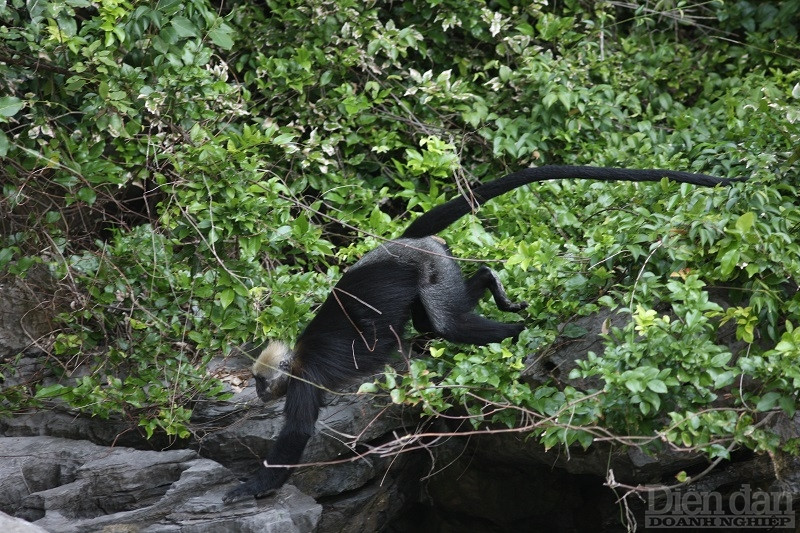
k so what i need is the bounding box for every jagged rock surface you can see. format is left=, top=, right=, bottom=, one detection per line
left=0, top=381, right=423, bottom=533
left=0, top=436, right=321, bottom=533
left=0, top=511, right=49, bottom=533
left=0, top=268, right=55, bottom=358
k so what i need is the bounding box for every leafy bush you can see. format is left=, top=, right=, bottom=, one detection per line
left=2, top=0, right=799, bottom=462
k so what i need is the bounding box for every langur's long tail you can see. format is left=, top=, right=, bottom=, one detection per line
left=401, top=165, right=741, bottom=239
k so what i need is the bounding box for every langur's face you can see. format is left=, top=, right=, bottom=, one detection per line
left=253, top=361, right=290, bottom=402
left=251, top=341, right=293, bottom=402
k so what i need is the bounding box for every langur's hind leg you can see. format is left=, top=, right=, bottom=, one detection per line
left=466, top=266, right=528, bottom=312
left=415, top=262, right=526, bottom=342
left=436, top=313, right=524, bottom=345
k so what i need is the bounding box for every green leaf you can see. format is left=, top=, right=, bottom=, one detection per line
left=0, top=96, right=24, bottom=117
left=756, top=392, right=781, bottom=411
left=576, top=430, right=593, bottom=449
left=646, top=379, right=668, bottom=393
left=390, top=388, right=405, bottom=404
left=35, top=384, right=68, bottom=399
left=710, top=352, right=732, bottom=367
left=187, top=330, right=205, bottom=344
left=273, top=133, right=295, bottom=145
left=735, top=212, right=755, bottom=234
left=542, top=92, right=559, bottom=108
left=718, top=247, right=740, bottom=277
left=219, top=289, right=235, bottom=309
left=170, top=16, right=198, bottom=38
left=129, top=318, right=148, bottom=330
left=557, top=91, right=572, bottom=110
left=357, top=382, right=378, bottom=394
left=713, top=371, right=735, bottom=388
left=625, top=379, right=643, bottom=393
left=0, top=131, right=8, bottom=157
left=0, top=247, right=14, bottom=265
left=208, top=25, right=234, bottom=50
left=77, top=187, right=96, bottom=205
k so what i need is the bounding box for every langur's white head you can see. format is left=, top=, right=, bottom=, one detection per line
left=251, top=340, right=294, bottom=402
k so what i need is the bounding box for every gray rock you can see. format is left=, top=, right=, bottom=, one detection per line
left=194, top=385, right=417, bottom=499
left=0, top=407, right=158, bottom=449
left=0, top=436, right=321, bottom=533
left=0, top=267, right=56, bottom=358
left=522, top=306, right=628, bottom=388
left=0, top=511, right=49, bottom=533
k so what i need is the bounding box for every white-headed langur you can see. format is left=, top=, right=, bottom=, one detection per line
left=223, top=165, right=741, bottom=502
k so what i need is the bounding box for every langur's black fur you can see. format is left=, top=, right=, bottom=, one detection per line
left=223, top=165, right=740, bottom=502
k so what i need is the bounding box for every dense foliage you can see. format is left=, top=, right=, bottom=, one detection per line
left=2, top=0, right=799, bottom=468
